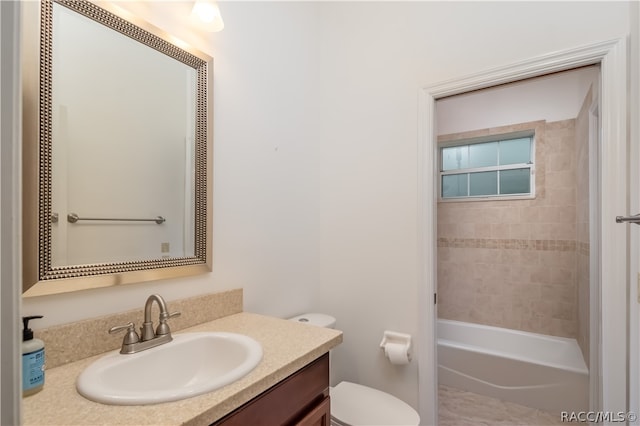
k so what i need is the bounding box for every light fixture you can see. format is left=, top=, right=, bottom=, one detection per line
left=190, top=0, right=224, bottom=33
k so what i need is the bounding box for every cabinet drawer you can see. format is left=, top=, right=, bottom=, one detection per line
left=295, top=396, right=330, bottom=426
left=213, top=353, right=329, bottom=426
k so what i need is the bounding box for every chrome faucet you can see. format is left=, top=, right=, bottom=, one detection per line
left=109, top=294, right=181, bottom=354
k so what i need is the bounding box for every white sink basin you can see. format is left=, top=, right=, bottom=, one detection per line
left=76, top=332, right=263, bottom=405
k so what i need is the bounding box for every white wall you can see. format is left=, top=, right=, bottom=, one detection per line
left=437, top=66, right=600, bottom=135
left=23, top=1, right=324, bottom=325
left=22, top=0, right=632, bottom=415
left=310, top=1, right=629, bottom=409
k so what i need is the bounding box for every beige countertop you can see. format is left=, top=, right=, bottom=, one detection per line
left=22, top=312, right=342, bottom=426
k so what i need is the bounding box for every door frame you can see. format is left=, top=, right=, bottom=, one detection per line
left=1, top=1, right=23, bottom=424
left=629, top=4, right=640, bottom=423
left=417, top=38, right=629, bottom=424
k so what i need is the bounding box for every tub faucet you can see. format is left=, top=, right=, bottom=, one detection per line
left=109, top=294, right=181, bottom=354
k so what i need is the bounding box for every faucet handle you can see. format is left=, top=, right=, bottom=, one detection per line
left=109, top=322, right=140, bottom=345
left=156, top=311, right=181, bottom=336
left=160, top=311, right=181, bottom=321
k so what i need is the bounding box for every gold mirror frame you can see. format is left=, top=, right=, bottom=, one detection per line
left=22, top=0, right=213, bottom=297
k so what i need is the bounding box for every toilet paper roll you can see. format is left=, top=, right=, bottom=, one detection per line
left=384, top=342, right=411, bottom=365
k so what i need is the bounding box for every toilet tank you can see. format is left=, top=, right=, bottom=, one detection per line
left=289, top=313, right=336, bottom=329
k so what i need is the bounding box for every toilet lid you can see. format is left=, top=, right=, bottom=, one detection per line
left=330, top=381, right=420, bottom=426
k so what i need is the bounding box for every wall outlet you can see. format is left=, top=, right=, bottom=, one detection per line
left=161, top=242, right=170, bottom=253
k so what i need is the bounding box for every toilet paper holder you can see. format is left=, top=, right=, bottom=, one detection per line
left=379, top=331, right=412, bottom=363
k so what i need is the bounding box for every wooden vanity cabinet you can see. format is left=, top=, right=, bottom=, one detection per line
left=212, top=353, right=330, bottom=426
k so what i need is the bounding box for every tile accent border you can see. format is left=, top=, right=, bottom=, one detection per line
left=35, top=289, right=243, bottom=369
left=438, top=237, right=577, bottom=252
left=578, top=242, right=590, bottom=256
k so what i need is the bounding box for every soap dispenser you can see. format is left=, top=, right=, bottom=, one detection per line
left=22, top=315, right=45, bottom=396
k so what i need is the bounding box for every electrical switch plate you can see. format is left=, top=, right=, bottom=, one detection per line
left=161, top=242, right=170, bottom=253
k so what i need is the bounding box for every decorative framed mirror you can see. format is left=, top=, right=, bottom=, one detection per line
left=22, top=0, right=213, bottom=297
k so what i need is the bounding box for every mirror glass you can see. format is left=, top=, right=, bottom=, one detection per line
left=23, top=0, right=212, bottom=296
left=51, top=4, right=196, bottom=266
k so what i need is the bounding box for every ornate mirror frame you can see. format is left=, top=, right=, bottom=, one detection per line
left=22, top=0, right=213, bottom=297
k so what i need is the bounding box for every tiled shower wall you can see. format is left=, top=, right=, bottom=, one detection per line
left=575, top=88, right=592, bottom=362
left=437, top=120, right=579, bottom=338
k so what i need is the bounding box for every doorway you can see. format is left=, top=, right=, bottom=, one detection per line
left=416, top=39, right=629, bottom=425
left=435, top=66, right=598, bottom=424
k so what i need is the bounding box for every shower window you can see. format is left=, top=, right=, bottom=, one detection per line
left=440, top=132, right=535, bottom=200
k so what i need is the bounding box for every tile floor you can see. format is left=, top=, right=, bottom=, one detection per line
left=438, top=385, right=565, bottom=426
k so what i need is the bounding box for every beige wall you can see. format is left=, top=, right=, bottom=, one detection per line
left=437, top=119, right=579, bottom=338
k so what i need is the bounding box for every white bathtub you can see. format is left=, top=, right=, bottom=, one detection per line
left=437, top=319, right=588, bottom=414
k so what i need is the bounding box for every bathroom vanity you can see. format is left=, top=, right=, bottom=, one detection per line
left=213, top=353, right=330, bottom=425
left=21, top=310, right=341, bottom=426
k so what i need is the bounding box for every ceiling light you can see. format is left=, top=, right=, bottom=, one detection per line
left=191, top=0, right=224, bottom=32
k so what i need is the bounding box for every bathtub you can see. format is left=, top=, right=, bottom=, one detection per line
left=437, top=319, right=588, bottom=414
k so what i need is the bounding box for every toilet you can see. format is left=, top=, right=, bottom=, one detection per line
left=289, top=313, right=420, bottom=426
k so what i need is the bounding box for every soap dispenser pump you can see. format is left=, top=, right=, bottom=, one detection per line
left=22, top=315, right=45, bottom=396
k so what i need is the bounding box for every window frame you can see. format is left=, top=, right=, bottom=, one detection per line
left=438, top=130, right=536, bottom=202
